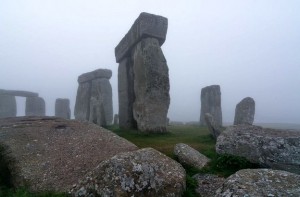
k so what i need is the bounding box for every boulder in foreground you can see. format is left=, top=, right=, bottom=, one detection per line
left=71, top=148, right=186, bottom=197
left=174, top=143, right=210, bottom=170
left=215, top=169, right=300, bottom=196
left=0, top=116, right=138, bottom=192
left=216, top=125, right=300, bottom=174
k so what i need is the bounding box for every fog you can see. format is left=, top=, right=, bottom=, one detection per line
left=1, top=0, right=299, bottom=124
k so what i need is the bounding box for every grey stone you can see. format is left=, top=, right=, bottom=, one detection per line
left=71, top=148, right=186, bottom=197
left=89, top=78, right=113, bottom=126
left=215, top=169, right=300, bottom=196
left=234, top=97, right=255, bottom=125
left=115, top=12, right=168, bottom=63
left=74, top=82, right=91, bottom=121
left=0, top=89, right=38, bottom=97
left=77, top=69, right=112, bottom=83
left=118, top=57, right=136, bottom=129
left=216, top=125, right=300, bottom=174
left=25, top=97, right=45, bottom=116
left=174, top=143, right=210, bottom=169
left=75, top=69, right=113, bottom=126
left=0, top=95, right=16, bottom=118
left=204, top=113, right=222, bottom=139
left=0, top=116, right=138, bottom=192
left=132, top=37, right=170, bottom=133
left=113, top=114, right=119, bottom=125
left=193, top=174, right=225, bottom=197
left=199, top=85, right=222, bottom=126
left=55, top=98, right=70, bottom=119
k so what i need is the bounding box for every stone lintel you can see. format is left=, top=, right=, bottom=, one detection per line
left=78, top=69, right=112, bottom=83
left=115, top=12, right=168, bottom=63
left=0, top=89, right=38, bottom=97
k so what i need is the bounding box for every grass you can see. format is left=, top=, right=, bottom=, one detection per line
left=0, top=125, right=259, bottom=197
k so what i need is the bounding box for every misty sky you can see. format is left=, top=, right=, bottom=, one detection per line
left=1, top=0, right=299, bottom=124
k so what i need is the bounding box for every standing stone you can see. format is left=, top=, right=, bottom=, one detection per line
left=0, top=95, right=17, bottom=118
left=199, top=85, right=222, bottom=126
left=74, top=82, right=91, bottom=121
left=118, top=58, right=136, bottom=129
left=113, top=114, right=119, bottom=125
left=115, top=12, right=169, bottom=133
left=234, top=97, right=255, bottom=125
left=204, top=113, right=223, bottom=139
left=74, top=69, right=113, bottom=127
left=132, top=38, right=170, bottom=132
left=55, top=98, right=70, bottom=119
left=89, top=78, right=113, bottom=126
left=25, top=97, right=45, bottom=116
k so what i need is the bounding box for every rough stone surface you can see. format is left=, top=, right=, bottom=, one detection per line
left=0, top=89, right=38, bottom=97
left=132, top=37, right=170, bottom=133
left=74, top=82, right=91, bottom=121
left=89, top=78, right=113, bottom=126
left=174, top=143, right=210, bottom=169
left=55, top=98, right=70, bottom=119
left=77, top=69, right=112, bottom=83
left=25, top=97, right=45, bottom=116
left=71, top=148, right=186, bottom=197
left=0, top=95, right=16, bottom=118
left=118, top=57, right=136, bottom=129
left=113, top=114, right=119, bottom=125
left=234, top=97, right=255, bottom=125
left=204, top=113, right=222, bottom=139
left=115, top=12, right=168, bottom=63
left=199, top=85, right=222, bottom=126
left=193, top=174, right=225, bottom=197
left=215, top=169, right=300, bottom=196
left=216, top=125, right=300, bottom=174
left=0, top=116, right=138, bottom=192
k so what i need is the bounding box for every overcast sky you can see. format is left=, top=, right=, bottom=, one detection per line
left=1, top=0, right=299, bottom=124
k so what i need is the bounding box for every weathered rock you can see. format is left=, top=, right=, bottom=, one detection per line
left=0, top=95, right=16, bottom=118
left=75, top=69, right=113, bottom=127
left=0, top=116, right=138, bottom=192
left=74, top=82, right=91, bottom=121
left=199, top=85, right=222, bottom=126
left=118, top=57, right=136, bottom=129
left=132, top=37, right=170, bottom=132
left=89, top=78, right=113, bottom=126
left=193, top=174, right=225, bottom=197
left=216, top=125, right=300, bottom=174
left=25, top=97, right=45, bottom=116
left=0, top=89, right=38, bottom=97
left=113, top=114, right=119, bottom=125
left=174, top=143, right=210, bottom=169
left=204, top=113, right=222, bottom=139
left=115, top=12, right=168, bottom=63
left=71, top=148, right=186, bottom=197
left=234, top=97, right=255, bottom=125
left=77, top=69, right=112, bottom=83
left=215, top=169, right=300, bottom=196
left=55, top=98, right=70, bottom=119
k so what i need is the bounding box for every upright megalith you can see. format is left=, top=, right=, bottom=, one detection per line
left=55, top=98, right=70, bottom=119
left=115, top=12, right=170, bottom=133
left=199, top=85, right=222, bottom=126
left=74, top=69, right=113, bottom=126
left=132, top=37, right=170, bottom=132
left=25, top=97, right=45, bottom=116
left=0, top=89, right=40, bottom=118
left=234, top=97, right=255, bottom=125
left=0, top=95, right=16, bottom=118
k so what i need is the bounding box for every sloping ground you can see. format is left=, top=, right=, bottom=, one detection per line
left=0, top=116, right=138, bottom=193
